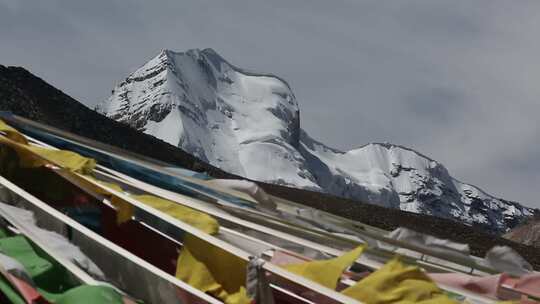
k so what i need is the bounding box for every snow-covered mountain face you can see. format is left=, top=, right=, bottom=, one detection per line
left=96, top=48, right=533, bottom=234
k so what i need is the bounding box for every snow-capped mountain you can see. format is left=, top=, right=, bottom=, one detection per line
left=96, top=48, right=533, bottom=233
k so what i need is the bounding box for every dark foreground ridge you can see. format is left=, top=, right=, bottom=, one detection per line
left=1, top=64, right=538, bottom=268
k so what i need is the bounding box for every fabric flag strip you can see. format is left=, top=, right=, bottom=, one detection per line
left=2, top=116, right=539, bottom=304
left=176, top=234, right=251, bottom=304
left=342, top=258, right=459, bottom=304
left=132, top=194, right=219, bottom=235
left=0, top=230, right=137, bottom=303
left=1, top=119, right=219, bottom=237
left=0, top=202, right=104, bottom=279
left=0, top=120, right=95, bottom=174
left=430, top=271, right=540, bottom=301
left=3, top=119, right=257, bottom=209
left=283, top=246, right=364, bottom=290
left=0, top=252, right=47, bottom=304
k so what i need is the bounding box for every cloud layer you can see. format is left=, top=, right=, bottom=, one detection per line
left=1, top=0, right=539, bottom=208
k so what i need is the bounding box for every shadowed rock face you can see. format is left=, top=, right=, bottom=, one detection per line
left=97, top=49, right=533, bottom=234
left=505, top=212, right=540, bottom=248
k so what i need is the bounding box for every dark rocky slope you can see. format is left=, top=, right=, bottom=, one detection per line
left=505, top=212, right=540, bottom=248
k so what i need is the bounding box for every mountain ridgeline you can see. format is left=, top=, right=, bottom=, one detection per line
left=1, top=62, right=539, bottom=267
left=96, top=48, right=533, bottom=234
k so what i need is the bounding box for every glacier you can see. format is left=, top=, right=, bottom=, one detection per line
left=96, top=48, right=533, bottom=233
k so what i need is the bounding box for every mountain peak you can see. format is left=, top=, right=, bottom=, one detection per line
left=98, top=48, right=533, bottom=233
left=153, top=48, right=229, bottom=71
left=97, top=48, right=302, bottom=170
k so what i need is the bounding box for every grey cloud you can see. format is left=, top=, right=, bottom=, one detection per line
left=405, top=87, right=466, bottom=123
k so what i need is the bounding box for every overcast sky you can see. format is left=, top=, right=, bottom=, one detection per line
left=1, top=0, right=539, bottom=208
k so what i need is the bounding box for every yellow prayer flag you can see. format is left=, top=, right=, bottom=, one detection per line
left=176, top=234, right=251, bottom=304
left=342, top=258, right=459, bottom=304
left=0, top=120, right=95, bottom=174
left=284, top=246, right=364, bottom=290
left=0, top=120, right=29, bottom=144
left=133, top=194, right=219, bottom=235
